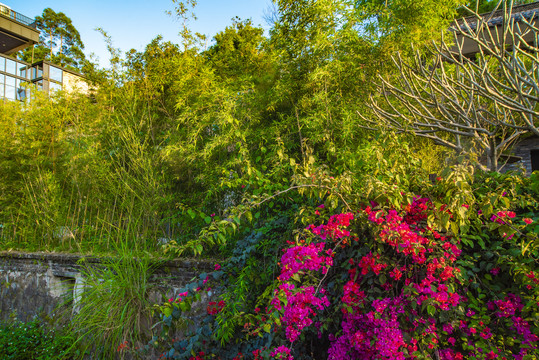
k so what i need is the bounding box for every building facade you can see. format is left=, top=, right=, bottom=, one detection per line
left=0, top=3, right=87, bottom=101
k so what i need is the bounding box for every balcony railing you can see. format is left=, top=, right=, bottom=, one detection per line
left=0, top=5, right=36, bottom=28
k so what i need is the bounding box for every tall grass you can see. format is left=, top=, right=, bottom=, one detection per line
left=68, top=246, right=162, bottom=359
left=0, top=90, right=183, bottom=255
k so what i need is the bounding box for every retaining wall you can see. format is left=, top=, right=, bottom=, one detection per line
left=0, top=251, right=213, bottom=322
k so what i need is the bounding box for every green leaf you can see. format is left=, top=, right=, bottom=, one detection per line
left=451, top=222, right=459, bottom=235
left=477, top=237, right=486, bottom=249
left=218, top=232, right=227, bottom=244
left=179, top=301, right=189, bottom=312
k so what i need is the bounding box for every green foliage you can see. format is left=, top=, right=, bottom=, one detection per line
left=1, top=0, right=466, bottom=256
left=0, top=317, right=76, bottom=360
left=356, top=0, right=463, bottom=52
left=3, top=1, right=538, bottom=356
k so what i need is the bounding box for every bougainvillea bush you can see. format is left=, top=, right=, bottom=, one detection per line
left=154, top=167, right=539, bottom=360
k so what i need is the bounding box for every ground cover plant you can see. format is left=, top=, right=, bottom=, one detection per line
left=0, top=316, right=77, bottom=359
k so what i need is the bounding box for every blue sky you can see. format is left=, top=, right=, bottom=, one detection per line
left=11, top=0, right=272, bottom=67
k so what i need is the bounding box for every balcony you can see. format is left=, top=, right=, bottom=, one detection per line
left=0, top=4, right=39, bottom=55
left=0, top=5, right=36, bottom=28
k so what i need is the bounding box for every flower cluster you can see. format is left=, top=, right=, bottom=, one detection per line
left=307, top=212, right=354, bottom=241
left=206, top=300, right=225, bottom=315
left=489, top=294, right=523, bottom=318
left=270, top=345, right=293, bottom=360
left=328, top=300, right=408, bottom=360
left=278, top=242, right=333, bottom=281
left=490, top=210, right=516, bottom=224
left=279, top=285, right=330, bottom=342
left=188, top=351, right=206, bottom=360
left=325, top=200, right=465, bottom=359
left=229, top=194, right=537, bottom=360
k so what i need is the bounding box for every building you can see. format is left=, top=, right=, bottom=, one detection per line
left=453, top=2, right=539, bottom=57
left=0, top=3, right=87, bottom=101
left=0, top=2, right=38, bottom=54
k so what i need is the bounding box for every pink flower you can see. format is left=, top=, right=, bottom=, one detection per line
left=524, top=218, right=533, bottom=225
left=270, top=346, right=293, bottom=359
left=214, top=263, right=221, bottom=271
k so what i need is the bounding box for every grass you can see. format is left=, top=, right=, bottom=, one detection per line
left=67, top=244, right=163, bottom=359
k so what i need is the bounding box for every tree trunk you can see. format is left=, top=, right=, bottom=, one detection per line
left=49, top=30, right=54, bottom=58
left=489, top=138, right=498, bottom=172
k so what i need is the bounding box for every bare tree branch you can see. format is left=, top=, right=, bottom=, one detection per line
left=361, top=1, right=539, bottom=171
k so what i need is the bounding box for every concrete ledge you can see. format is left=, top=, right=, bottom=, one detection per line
left=0, top=251, right=214, bottom=322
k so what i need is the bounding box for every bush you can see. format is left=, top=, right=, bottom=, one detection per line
left=154, top=165, right=539, bottom=359
left=0, top=316, right=76, bottom=360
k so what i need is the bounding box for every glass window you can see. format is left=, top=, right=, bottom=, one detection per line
left=50, top=81, right=62, bottom=93
left=49, top=66, right=63, bottom=82
left=0, top=57, right=5, bottom=72
left=5, top=76, right=16, bottom=87
left=0, top=74, right=4, bottom=85
left=5, top=59, right=16, bottom=75
left=5, top=85, right=16, bottom=100
left=29, top=66, right=42, bottom=79
left=19, top=67, right=27, bottom=79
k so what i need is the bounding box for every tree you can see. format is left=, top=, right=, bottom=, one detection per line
left=355, top=0, right=464, bottom=54
left=361, top=1, right=539, bottom=171
left=204, top=18, right=267, bottom=86
left=18, top=8, right=85, bottom=70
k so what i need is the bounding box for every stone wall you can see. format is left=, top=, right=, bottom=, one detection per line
left=503, top=136, right=539, bottom=174
left=0, top=251, right=213, bottom=322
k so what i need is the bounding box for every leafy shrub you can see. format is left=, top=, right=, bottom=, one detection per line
left=0, top=316, right=76, bottom=360
left=154, top=165, right=539, bottom=359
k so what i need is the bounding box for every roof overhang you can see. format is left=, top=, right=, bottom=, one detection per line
left=0, top=13, right=39, bottom=55
left=449, top=4, right=539, bottom=57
